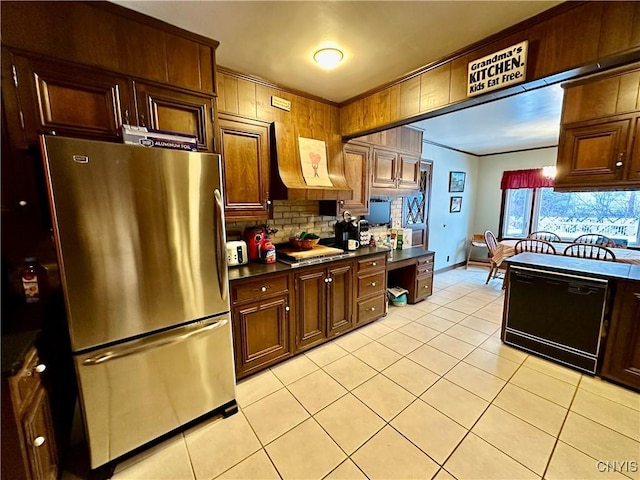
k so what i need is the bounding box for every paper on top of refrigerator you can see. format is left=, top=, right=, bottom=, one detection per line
left=122, top=125, right=198, bottom=151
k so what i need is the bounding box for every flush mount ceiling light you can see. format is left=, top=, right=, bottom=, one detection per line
left=313, top=48, right=344, bottom=69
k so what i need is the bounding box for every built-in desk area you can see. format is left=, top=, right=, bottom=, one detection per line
left=387, top=248, right=435, bottom=304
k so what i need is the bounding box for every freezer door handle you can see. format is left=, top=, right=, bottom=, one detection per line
left=214, top=188, right=229, bottom=301
left=82, top=319, right=228, bottom=365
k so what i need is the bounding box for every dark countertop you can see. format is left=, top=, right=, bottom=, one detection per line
left=505, top=253, right=638, bottom=281
left=229, top=245, right=435, bottom=282
left=2, top=329, right=40, bottom=377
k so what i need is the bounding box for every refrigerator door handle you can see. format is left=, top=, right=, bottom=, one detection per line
left=214, top=188, right=229, bottom=301
left=82, top=319, right=228, bottom=366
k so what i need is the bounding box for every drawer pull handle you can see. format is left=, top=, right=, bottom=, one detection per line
left=424, top=285, right=429, bottom=289
left=370, top=282, right=376, bottom=287
left=370, top=307, right=376, bottom=311
left=34, top=364, right=46, bottom=374
left=33, top=436, right=45, bottom=447
left=260, top=286, right=267, bottom=292
left=372, top=262, right=377, bottom=266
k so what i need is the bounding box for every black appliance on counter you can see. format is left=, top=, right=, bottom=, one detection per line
left=504, top=266, right=609, bottom=374
left=334, top=212, right=359, bottom=250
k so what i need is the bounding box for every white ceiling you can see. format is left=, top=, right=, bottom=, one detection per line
left=112, top=0, right=565, bottom=155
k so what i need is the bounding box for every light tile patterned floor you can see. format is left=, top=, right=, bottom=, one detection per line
left=63, top=266, right=640, bottom=480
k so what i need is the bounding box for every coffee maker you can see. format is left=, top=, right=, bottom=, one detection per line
left=334, top=211, right=358, bottom=250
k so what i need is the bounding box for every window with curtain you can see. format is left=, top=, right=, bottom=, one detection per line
left=500, top=168, right=640, bottom=246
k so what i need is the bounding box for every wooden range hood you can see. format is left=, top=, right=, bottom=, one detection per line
left=269, top=121, right=352, bottom=201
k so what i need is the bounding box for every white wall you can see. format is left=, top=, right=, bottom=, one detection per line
left=474, top=147, right=557, bottom=235
left=422, top=143, right=478, bottom=270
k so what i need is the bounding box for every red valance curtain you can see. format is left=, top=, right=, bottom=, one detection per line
left=500, top=168, right=554, bottom=190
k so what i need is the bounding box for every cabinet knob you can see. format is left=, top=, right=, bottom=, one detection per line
left=328, top=277, right=333, bottom=283
left=372, top=262, right=377, bottom=266
left=33, top=436, right=45, bottom=447
left=18, top=200, right=27, bottom=207
left=370, top=282, right=376, bottom=287
left=260, top=286, right=267, bottom=292
left=370, top=307, right=376, bottom=311
left=139, top=113, right=146, bottom=127
left=324, top=278, right=329, bottom=283
left=424, top=285, right=429, bottom=289
left=34, top=364, right=46, bottom=374
left=615, top=161, right=623, bottom=167
left=285, top=306, right=290, bottom=312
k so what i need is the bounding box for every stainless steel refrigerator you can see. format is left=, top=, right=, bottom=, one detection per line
left=41, top=135, right=236, bottom=469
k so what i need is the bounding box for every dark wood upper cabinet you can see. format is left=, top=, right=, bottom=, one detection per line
left=133, top=82, right=214, bottom=151
left=217, top=114, right=271, bottom=220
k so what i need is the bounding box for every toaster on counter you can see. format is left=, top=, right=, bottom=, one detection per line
left=226, top=240, right=248, bottom=266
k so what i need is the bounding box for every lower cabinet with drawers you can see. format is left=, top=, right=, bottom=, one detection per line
left=387, top=252, right=435, bottom=304
left=230, top=273, right=293, bottom=379
left=355, top=254, right=388, bottom=326
left=1, top=345, right=58, bottom=480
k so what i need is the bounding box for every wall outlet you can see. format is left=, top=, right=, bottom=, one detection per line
left=446, top=255, right=450, bottom=262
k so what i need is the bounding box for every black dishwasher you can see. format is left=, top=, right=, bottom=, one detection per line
left=504, top=266, right=609, bottom=374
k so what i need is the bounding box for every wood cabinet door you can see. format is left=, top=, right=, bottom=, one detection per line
left=133, top=82, right=214, bottom=151
left=371, top=148, right=398, bottom=189
left=327, top=263, right=353, bottom=337
left=556, top=119, right=631, bottom=187
left=601, top=281, right=640, bottom=390
left=218, top=114, right=271, bottom=220
left=294, top=268, right=327, bottom=351
left=22, top=387, right=58, bottom=480
left=339, top=142, right=370, bottom=216
left=396, top=153, right=421, bottom=191
left=233, top=295, right=291, bottom=378
left=628, top=118, right=640, bottom=182
left=12, top=53, right=129, bottom=144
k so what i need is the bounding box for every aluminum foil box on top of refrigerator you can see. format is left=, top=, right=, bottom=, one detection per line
left=122, top=125, right=198, bottom=151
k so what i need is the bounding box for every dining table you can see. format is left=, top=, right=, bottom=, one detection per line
left=496, top=239, right=640, bottom=265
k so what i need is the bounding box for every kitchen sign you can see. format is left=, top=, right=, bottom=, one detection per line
left=467, top=41, right=528, bottom=97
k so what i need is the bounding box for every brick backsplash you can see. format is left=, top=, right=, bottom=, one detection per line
left=225, top=197, right=404, bottom=245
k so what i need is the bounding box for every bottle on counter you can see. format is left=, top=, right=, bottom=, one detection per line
left=21, top=257, right=41, bottom=303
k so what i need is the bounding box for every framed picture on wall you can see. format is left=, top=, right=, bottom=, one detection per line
left=450, top=196, right=462, bottom=213
left=449, top=171, right=466, bottom=192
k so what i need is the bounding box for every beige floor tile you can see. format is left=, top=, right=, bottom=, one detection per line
left=445, top=324, right=491, bottom=346
left=377, top=330, right=423, bottom=355
left=428, top=334, right=477, bottom=360
left=352, top=374, right=415, bottom=421
left=323, top=354, right=377, bottom=390
left=471, top=405, right=555, bottom=475
left=415, top=314, right=457, bottom=332
left=185, top=412, right=261, bottom=480
left=579, top=376, right=640, bottom=411
left=445, top=298, right=484, bottom=315
left=432, top=468, right=457, bottom=479
left=324, top=459, right=368, bottom=480
left=444, top=284, right=476, bottom=296
left=216, top=450, right=280, bottom=480
left=112, top=435, right=194, bottom=480
left=559, top=411, right=640, bottom=475
left=315, top=393, right=385, bottom=454
left=242, top=388, right=309, bottom=445
left=463, top=348, right=519, bottom=381
left=390, top=304, right=422, bottom=320
left=478, top=337, right=528, bottom=363
left=423, top=295, right=454, bottom=307
left=352, top=341, right=402, bottom=371
left=429, top=307, right=468, bottom=322
left=521, top=355, right=581, bottom=386
left=265, top=418, right=346, bottom=480
left=407, top=344, right=459, bottom=375
left=357, top=320, right=395, bottom=340
left=288, top=369, right=348, bottom=414
left=545, top=441, right=629, bottom=480
left=351, top=426, right=440, bottom=480
left=305, top=342, right=348, bottom=367
left=332, top=330, right=373, bottom=352
left=510, top=366, right=577, bottom=407
left=421, top=378, right=489, bottom=429
left=472, top=305, right=504, bottom=323
left=382, top=357, right=440, bottom=396
left=391, top=399, right=468, bottom=465
left=444, top=362, right=506, bottom=401
left=378, top=313, right=412, bottom=330
left=235, top=369, right=284, bottom=407
left=492, top=383, right=568, bottom=436
left=444, top=433, right=538, bottom=480
left=413, top=300, right=442, bottom=314
left=397, top=322, right=440, bottom=342
left=270, top=354, right=319, bottom=385
left=571, top=389, right=640, bottom=441
left=434, top=288, right=466, bottom=300
left=458, top=315, right=501, bottom=335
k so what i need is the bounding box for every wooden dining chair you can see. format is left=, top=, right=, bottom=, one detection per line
left=465, top=233, right=489, bottom=269
left=528, top=231, right=561, bottom=242
left=563, top=243, right=617, bottom=261
left=484, top=230, right=507, bottom=285
left=573, top=234, right=615, bottom=247
left=514, top=239, right=557, bottom=254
